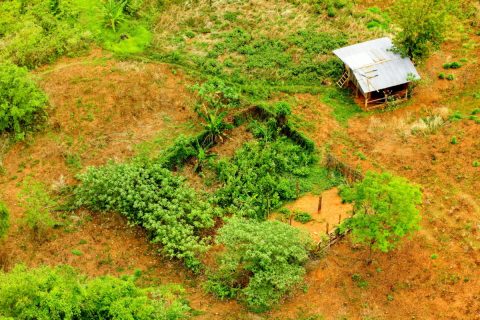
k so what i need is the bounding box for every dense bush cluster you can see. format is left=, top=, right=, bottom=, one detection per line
left=75, top=161, right=220, bottom=269
left=206, top=217, right=311, bottom=312
left=0, top=265, right=190, bottom=319
left=0, top=62, right=47, bottom=140
left=215, top=137, right=316, bottom=219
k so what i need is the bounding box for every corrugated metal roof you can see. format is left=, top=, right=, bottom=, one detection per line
left=333, top=37, right=420, bottom=94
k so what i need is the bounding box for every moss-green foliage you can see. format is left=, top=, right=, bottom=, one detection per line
left=0, top=0, right=154, bottom=68
left=0, top=62, right=47, bottom=140
left=339, top=171, right=422, bottom=254
left=206, top=217, right=311, bottom=312
left=215, top=137, right=316, bottom=219
left=75, top=161, right=220, bottom=270
left=0, top=202, right=9, bottom=240
left=0, top=265, right=190, bottom=319
left=365, top=7, right=391, bottom=30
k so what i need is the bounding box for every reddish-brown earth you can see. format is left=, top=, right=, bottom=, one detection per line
left=0, top=33, right=479, bottom=319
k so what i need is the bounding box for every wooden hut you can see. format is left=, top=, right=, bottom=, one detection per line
left=333, top=37, right=420, bottom=110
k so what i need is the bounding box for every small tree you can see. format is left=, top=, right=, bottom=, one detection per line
left=339, top=171, right=422, bottom=263
left=392, top=0, right=447, bottom=62
left=18, top=178, right=56, bottom=240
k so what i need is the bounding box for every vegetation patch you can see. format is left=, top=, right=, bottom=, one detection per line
left=206, top=217, right=312, bottom=312
left=75, top=161, right=221, bottom=270
left=0, top=265, right=191, bottom=319
left=215, top=136, right=317, bottom=219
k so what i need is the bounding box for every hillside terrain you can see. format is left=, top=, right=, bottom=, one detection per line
left=0, top=0, right=479, bottom=319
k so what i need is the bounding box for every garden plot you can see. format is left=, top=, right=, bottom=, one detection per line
left=271, top=188, right=352, bottom=243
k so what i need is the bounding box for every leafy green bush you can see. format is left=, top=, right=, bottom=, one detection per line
left=0, top=265, right=190, bottom=319
left=0, top=202, right=9, bottom=240
left=75, top=161, right=220, bottom=269
left=339, top=171, right=422, bottom=261
left=215, top=137, right=316, bottom=219
left=206, top=217, right=311, bottom=312
left=0, top=62, right=47, bottom=140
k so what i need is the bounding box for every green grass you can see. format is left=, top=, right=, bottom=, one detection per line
left=321, top=87, right=362, bottom=126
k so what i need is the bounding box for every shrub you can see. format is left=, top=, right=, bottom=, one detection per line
left=473, top=161, right=480, bottom=168
left=446, top=74, right=455, bottom=81
left=443, top=62, right=462, bottom=69
left=294, top=211, right=313, bottom=224
left=438, top=73, right=446, bottom=79
left=0, top=62, right=47, bottom=140
left=450, top=136, right=458, bottom=144
left=18, top=178, right=56, bottom=240
left=206, top=217, right=311, bottom=312
left=0, top=265, right=190, bottom=319
left=75, top=161, right=220, bottom=269
left=215, top=137, right=316, bottom=219
left=0, top=202, right=9, bottom=240
left=339, top=171, right=422, bottom=263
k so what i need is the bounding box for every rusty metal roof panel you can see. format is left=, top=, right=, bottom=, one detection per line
left=333, top=37, right=420, bottom=93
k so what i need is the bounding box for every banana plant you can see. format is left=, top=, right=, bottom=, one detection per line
left=103, top=0, right=127, bottom=32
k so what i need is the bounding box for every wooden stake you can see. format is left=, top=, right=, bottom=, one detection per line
left=317, top=195, right=322, bottom=214
left=338, top=214, right=342, bottom=224
left=326, top=223, right=329, bottom=235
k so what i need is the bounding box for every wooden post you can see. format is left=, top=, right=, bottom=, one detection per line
left=326, top=223, right=329, bottom=235
left=317, top=195, right=322, bottom=214
left=338, top=214, right=342, bottom=224
left=364, top=93, right=369, bottom=110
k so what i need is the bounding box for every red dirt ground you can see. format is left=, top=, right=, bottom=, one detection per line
left=0, top=33, right=479, bottom=319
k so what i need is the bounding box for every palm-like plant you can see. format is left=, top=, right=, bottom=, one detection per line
left=197, top=108, right=232, bottom=145
left=103, top=0, right=127, bottom=32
